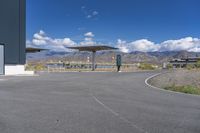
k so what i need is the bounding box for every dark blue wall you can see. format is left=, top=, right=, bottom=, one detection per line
left=0, top=0, right=26, bottom=64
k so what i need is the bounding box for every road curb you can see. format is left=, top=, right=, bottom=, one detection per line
left=145, top=72, right=200, bottom=97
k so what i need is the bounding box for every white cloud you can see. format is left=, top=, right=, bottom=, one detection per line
left=27, top=30, right=76, bottom=52
left=52, top=38, right=75, bottom=46
left=87, top=15, right=92, bottom=18
left=79, top=32, right=105, bottom=46
left=80, top=33, right=96, bottom=46
left=28, top=31, right=200, bottom=53
left=117, top=39, right=159, bottom=53
left=27, top=31, right=101, bottom=51
left=117, top=39, right=129, bottom=53
left=129, top=39, right=159, bottom=52
left=80, top=39, right=96, bottom=46
left=26, top=40, right=32, bottom=47
left=117, top=37, right=200, bottom=53
left=80, top=37, right=96, bottom=46
left=159, top=37, right=200, bottom=52
left=84, top=32, right=94, bottom=37
left=84, top=37, right=93, bottom=41
left=92, top=11, right=98, bottom=16
left=81, top=6, right=99, bottom=19
left=32, top=39, right=47, bottom=46
left=39, top=30, right=45, bottom=35
left=188, top=47, right=200, bottom=52
left=32, top=30, right=50, bottom=45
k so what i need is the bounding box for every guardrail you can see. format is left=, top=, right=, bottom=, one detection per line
left=45, top=63, right=139, bottom=72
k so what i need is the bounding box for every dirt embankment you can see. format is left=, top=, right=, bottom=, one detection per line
left=149, top=69, right=200, bottom=89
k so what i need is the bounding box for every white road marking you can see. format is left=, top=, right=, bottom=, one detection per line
left=90, top=93, right=148, bottom=133
left=145, top=73, right=163, bottom=90
left=145, top=72, right=191, bottom=130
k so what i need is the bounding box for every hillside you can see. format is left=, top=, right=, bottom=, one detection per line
left=27, top=50, right=200, bottom=64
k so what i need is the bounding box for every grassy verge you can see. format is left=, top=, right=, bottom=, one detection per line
left=164, top=85, right=200, bottom=95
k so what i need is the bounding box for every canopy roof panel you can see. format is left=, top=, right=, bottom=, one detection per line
left=26, top=47, right=47, bottom=53
left=67, top=45, right=118, bottom=52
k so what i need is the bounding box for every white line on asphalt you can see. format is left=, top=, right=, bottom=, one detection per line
left=92, top=95, right=119, bottom=116
left=91, top=94, right=148, bottom=133
left=145, top=73, right=163, bottom=90
left=145, top=72, right=191, bottom=130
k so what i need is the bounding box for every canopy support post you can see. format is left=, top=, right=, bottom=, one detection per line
left=92, top=51, right=96, bottom=71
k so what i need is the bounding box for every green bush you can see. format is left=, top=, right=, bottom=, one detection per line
left=25, top=64, right=35, bottom=71
left=186, top=64, right=195, bottom=70
left=138, top=63, right=155, bottom=70
left=166, top=64, right=173, bottom=69
left=195, top=60, right=200, bottom=68
left=185, top=60, right=200, bottom=69
left=34, top=64, right=46, bottom=71
left=164, top=85, right=200, bottom=95
left=26, top=64, right=46, bottom=71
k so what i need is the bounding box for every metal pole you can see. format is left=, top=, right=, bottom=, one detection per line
left=92, top=51, right=96, bottom=71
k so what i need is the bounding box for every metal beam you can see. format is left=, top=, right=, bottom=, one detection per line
left=92, top=51, right=96, bottom=71
left=26, top=48, right=47, bottom=53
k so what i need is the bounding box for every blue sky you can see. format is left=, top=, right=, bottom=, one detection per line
left=27, top=0, right=200, bottom=52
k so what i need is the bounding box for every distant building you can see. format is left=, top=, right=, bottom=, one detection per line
left=169, top=57, right=200, bottom=68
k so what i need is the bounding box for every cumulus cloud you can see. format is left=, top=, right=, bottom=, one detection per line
left=84, top=32, right=94, bottom=37
left=27, top=31, right=101, bottom=51
left=27, top=31, right=200, bottom=53
left=80, top=32, right=96, bottom=46
left=80, top=38, right=96, bottom=46
left=117, top=39, right=159, bottom=53
left=117, top=37, right=200, bottom=53
left=159, top=37, right=200, bottom=52
left=27, top=30, right=76, bottom=52
left=129, top=39, right=159, bottom=52
left=26, top=40, right=33, bottom=47
left=116, top=39, right=129, bottom=53
left=80, top=32, right=105, bottom=46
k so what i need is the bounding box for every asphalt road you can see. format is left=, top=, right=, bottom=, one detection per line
left=0, top=72, right=200, bottom=133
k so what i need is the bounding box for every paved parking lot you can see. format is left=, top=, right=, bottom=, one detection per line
left=0, top=72, right=200, bottom=133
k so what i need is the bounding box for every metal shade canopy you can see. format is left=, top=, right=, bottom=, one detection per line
left=26, top=47, right=47, bottom=53
left=67, top=45, right=118, bottom=71
left=67, top=45, right=118, bottom=52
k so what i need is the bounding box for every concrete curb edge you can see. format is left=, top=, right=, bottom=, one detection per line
left=145, top=72, right=200, bottom=97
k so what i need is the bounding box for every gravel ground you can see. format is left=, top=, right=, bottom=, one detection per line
left=149, top=69, right=200, bottom=89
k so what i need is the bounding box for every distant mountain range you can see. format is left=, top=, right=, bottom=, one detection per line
left=27, top=50, right=200, bottom=64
